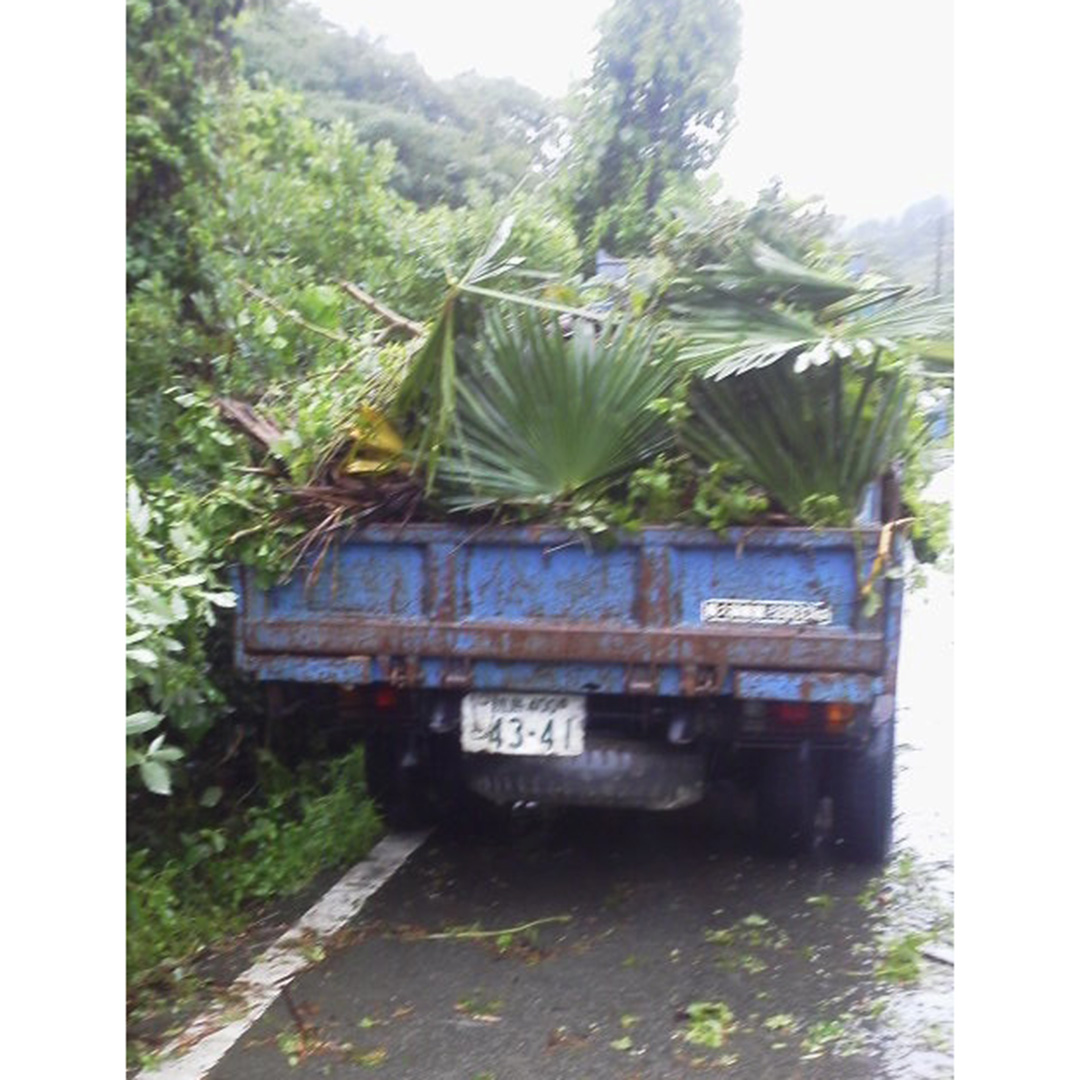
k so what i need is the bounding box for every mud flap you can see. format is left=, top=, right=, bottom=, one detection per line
left=756, top=740, right=819, bottom=857
left=364, top=731, right=437, bottom=829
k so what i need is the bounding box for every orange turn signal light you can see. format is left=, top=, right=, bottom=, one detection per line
left=825, top=703, right=856, bottom=731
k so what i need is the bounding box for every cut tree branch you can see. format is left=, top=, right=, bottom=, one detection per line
left=339, top=281, right=425, bottom=338
left=425, top=915, right=572, bottom=941
left=215, top=397, right=285, bottom=453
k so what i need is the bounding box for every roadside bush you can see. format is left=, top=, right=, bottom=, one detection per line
left=126, top=475, right=237, bottom=794
left=127, top=744, right=382, bottom=1004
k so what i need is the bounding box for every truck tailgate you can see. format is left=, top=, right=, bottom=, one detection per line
left=235, top=524, right=901, bottom=701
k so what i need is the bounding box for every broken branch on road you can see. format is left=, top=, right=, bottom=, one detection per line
left=425, top=915, right=573, bottom=941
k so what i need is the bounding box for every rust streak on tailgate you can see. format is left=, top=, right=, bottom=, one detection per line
left=244, top=617, right=884, bottom=672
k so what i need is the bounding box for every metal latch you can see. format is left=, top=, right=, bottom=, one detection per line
left=626, top=665, right=660, bottom=694
left=382, top=655, right=423, bottom=688
left=441, top=659, right=474, bottom=689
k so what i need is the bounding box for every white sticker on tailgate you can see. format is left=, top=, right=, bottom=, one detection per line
left=461, top=692, right=585, bottom=756
left=700, top=597, right=833, bottom=627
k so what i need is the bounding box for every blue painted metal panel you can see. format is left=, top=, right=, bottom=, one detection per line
left=252, top=655, right=373, bottom=684
left=458, top=543, right=640, bottom=623
left=468, top=661, right=636, bottom=695
left=734, top=671, right=883, bottom=704
left=667, top=542, right=860, bottom=629
left=267, top=542, right=427, bottom=618
left=235, top=523, right=900, bottom=703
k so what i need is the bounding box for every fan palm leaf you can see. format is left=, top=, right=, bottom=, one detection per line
left=660, top=239, right=953, bottom=380
left=680, top=351, right=917, bottom=525
left=439, top=310, right=677, bottom=509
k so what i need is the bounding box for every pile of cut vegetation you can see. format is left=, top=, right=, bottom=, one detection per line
left=217, top=221, right=953, bottom=570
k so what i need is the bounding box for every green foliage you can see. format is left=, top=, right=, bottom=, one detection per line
left=621, top=454, right=694, bottom=522
left=743, top=180, right=844, bottom=265
left=562, top=0, right=742, bottom=257
left=659, top=239, right=953, bottom=378
left=131, top=77, right=582, bottom=465
left=437, top=311, right=677, bottom=509
left=130, top=76, right=576, bottom=477
left=589, top=454, right=768, bottom=535
left=657, top=240, right=951, bottom=533
left=799, top=1016, right=863, bottom=1058
left=201, top=79, right=410, bottom=299
left=126, top=477, right=238, bottom=792
left=126, top=0, right=241, bottom=292
left=900, top=442, right=952, bottom=565
left=126, top=30, right=587, bottom=798
left=682, top=1001, right=737, bottom=1048
left=649, top=179, right=842, bottom=280
left=456, top=993, right=504, bottom=1019
left=875, top=931, right=931, bottom=984
left=908, top=498, right=951, bottom=565
left=682, top=351, right=916, bottom=526
left=796, top=493, right=849, bottom=529
left=391, top=213, right=589, bottom=482
left=127, top=744, right=382, bottom=1002
left=692, top=461, right=771, bottom=530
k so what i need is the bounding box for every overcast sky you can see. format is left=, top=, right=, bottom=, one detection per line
left=307, top=0, right=953, bottom=224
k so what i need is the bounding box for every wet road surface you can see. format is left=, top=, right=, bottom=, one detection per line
left=204, top=473, right=954, bottom=1080
left=209, top=806, right=949, bottom=1080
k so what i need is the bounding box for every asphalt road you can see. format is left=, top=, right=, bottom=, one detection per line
left=204, top=472, right=954, bottom=1080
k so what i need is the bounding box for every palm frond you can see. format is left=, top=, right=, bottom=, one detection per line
left=438, top=311, right=677, bottom=510
left=680, top=353, right=916, bottom=524
left=660, top=240, right=953, bottom=380
left=679, top=240, right=860, bottom=311
left=392, top=215, right=608, bottom=486
left=834, top=294, right=954, bottom=349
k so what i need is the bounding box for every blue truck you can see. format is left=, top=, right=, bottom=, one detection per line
left=234, top=493, right=903, bottom=862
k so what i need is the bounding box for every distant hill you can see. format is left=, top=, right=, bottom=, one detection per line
left=846, top=195, right=954, bottom=296
left=234, top=1, right=557, bottom=208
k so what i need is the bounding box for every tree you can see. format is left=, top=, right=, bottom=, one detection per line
left=233, top=2, right=556, bottom=207
left=126, top=0, right=244, bottom=293
left=562, top=0, right=741, bottom=259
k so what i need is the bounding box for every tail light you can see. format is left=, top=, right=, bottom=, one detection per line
left=374, top=686, right=399, bottom=710
left=771, top=701, right=813, bottom=726
left=749, top=700, right=857, bottom=733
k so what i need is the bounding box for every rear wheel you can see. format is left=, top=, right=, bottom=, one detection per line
left=756, top=744, right=820, bottom=857
left=831, top=720, right=895, bottom=863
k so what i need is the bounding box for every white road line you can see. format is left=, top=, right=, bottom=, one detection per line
left=137, top=830, right=431, bottom=1080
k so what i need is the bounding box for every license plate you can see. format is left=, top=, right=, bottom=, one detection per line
left=700, top=597, right=833, bottom=626
left=461, top=692, right=585, bottom=756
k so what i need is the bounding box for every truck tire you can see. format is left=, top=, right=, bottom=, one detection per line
left=831, top=720, right=895, bottom=864
left=756, top=745, right=819, bottom=857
